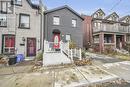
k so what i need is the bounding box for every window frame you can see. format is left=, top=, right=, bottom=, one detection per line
left=66, top=34, right=71, bottom=41
left=0, top=1, right=13, bottom=14
left=0, top=14, right=7, bottom=27
left=2, top=34, right=15, bottom=55
left=15, top=0, right=22, bottom=6
left=72, top=19, right=77, bottom=27
left=19, top=13, right=30, bottom=29
left=53, top=16, right=60, bottom=25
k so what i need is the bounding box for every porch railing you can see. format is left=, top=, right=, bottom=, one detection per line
left=44, top=40, right=82, bottom=60
left=93, top=26, right=129, bottom=33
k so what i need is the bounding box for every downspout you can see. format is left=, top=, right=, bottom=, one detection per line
left=39, top=12, right=42, bottom=51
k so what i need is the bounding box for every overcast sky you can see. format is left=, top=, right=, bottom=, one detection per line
left=42, top=0, right=130, bottom=17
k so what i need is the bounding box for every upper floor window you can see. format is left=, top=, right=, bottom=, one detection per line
left=111, top=15, right=118, bottom=21
left=53, top=16, right=60, bottom=25
left=0, top=14, right=7, bottom=27
left=126, top=18, right=130, bottom=23
left=19, top=14, right=30, bottom=29
left=72, top=19, right=77, bottom=27
left=0, top=1, right=13, bottom=13
left=15, top=0, right=22, bottom=5
left=97, top=12, right=104, bottom=19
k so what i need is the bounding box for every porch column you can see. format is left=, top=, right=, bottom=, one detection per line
left=99, top=32, right=104, bottom=53
left=124, top=34, right=127, bottom=42
left=114, top=34, right=116, bottom=48
left=123, top=34, right=127, bottom=48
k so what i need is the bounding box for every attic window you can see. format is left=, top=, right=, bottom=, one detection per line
left=98, top=12, right=103, bottom=16
left=126, top=18, right=129, bottom=23
left=97, top=11, right=103, bottom=19
left=112, top=15, right=117, bottom=21
left=15, top=0, right=22, bottom=5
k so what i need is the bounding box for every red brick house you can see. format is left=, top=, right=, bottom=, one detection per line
left=82, top=15, right=93, bottom=49
left=83, top=9, right=130, bottom=52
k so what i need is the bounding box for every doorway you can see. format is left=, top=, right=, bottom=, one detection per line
left=52, top=29, right=61, bottom=51
left=27, top=38, right=36, bottom=57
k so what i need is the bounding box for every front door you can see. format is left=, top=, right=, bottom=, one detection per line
left=53, top=34, right=60, bottom=49
left=27, top=38, right=36, bottom=57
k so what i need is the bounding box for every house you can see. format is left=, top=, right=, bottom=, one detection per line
left=44, top=5, right=84, bottom=48
left=83, top=9, right=130, bottom=52
left=0, top=0, right=45, bottom=60
left=82, top=15, right=93, bottom=49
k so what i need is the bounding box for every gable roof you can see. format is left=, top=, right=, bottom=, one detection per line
left=105, top=12, right=119, bottom=19
left=27, top=0, right=40, bottom=9
left=44, top=5, right=84, bottom=20
left=119, top=15, right=130, bottom=22
left=91, top=8, right=105, bottom=16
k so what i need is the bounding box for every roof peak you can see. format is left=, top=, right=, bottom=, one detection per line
left=45, top=5, right=84, bottom=20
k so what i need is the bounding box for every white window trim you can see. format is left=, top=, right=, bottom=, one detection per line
left=72, top=19, right=77, bottom=27
left=53, top=16, right=60, bottom=25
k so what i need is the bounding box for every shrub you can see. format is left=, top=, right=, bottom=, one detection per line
left=69, top=41, right=76, bottom=49
left=35, top=52, right=43, bottom=61
left=82, top=50, right=86, bottom=58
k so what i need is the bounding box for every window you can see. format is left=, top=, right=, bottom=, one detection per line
left=112, top=15, right=117, bottom=21
left=2, top=35, right=15, bottom=54
left=53, top=16, right=60, bottom=25
left=1, top=2, right=7, bottom=13
left=72, top=19, right=77, bottom=27
left=104, top=35, right=113, bottom=43
left=19, top=14, right=30, bottom=28
left=7, top=2, right=13, bottom=13
left=0, top=1, right=13, bottom=13
left=66, top=34, right=71, bottom=41
left=15, top=0, right=22, bottom=5
left=98, top=12, right=103, bottom=19
left=0, top=14, right=7, bottom=27
left=126, top=18, right=129, bottom=23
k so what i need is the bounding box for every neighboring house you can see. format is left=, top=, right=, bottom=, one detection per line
left=82, top=15, right=93, bottom=49
left=44, top=5, right=84, bottom=48
left=0, top=0, right=44, bottom=59
left=83, top=9, right=130, bottom=52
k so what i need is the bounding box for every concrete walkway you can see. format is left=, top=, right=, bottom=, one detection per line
left=102, top=61, right=130, bottom=83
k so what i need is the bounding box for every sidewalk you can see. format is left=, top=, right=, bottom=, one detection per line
left=0, top=65, right=118, bottom=87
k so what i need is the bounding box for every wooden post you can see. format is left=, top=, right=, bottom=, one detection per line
left=71, top=49, right=73, bottom=61
left=79, top=48, right=82, bottom=60
left=44, top=40, right=47, bottom=53
left=114, top=34, right=116, bottom=49
left=60, top=41, right=62, bottom=53
left=99, top=33, right=104, bottom=53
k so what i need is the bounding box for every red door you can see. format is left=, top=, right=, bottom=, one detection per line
left=53, top=34, right=60, bottom=49
left=27, top=38, right=36, bottom=57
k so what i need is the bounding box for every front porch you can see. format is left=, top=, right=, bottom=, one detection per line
left=93, top=33, right=126, bottom=52
left=43, top=40, right=82, bottom=66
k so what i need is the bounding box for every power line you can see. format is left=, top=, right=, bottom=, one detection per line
left=110, top=0, right=122, bottom=11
